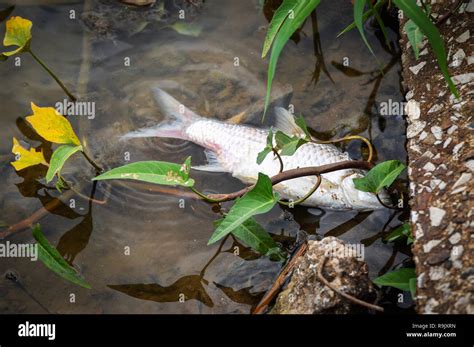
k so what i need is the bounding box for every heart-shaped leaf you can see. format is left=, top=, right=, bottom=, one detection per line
left=208, top=173, right=279, bottom=244
left=353, top=160, right=405, bottom=193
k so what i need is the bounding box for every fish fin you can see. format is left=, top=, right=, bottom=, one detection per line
left=227, top=110, right=247, bottom=124
left=273, top=107, right=306, bottom=137
left=192, top=150, right=227, bottom=172
left=121, top=87, right=201, bottom=141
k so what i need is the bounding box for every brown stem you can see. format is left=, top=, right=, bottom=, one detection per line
left=317, top=257, right=384, bottom=312
left=252, top=242, right=308, bottom=314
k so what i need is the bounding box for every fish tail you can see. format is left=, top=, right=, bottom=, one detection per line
left=121, top=87, right=201, bottom=141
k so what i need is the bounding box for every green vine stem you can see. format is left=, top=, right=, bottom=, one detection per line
left=27, top=48, right=77, bottom=102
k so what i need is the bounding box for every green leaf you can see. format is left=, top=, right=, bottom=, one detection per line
left=208, top=173, right=279, bottom=244
left=45, top=144, right=82, bottom=183
left=169, top=22, right=202, bottom=37
left=353, top=160, right=405, bottom=193
left=337, top=0, right=385, bottom=37
left=295, top=115, right=311, bottom=140
left=32, top=224, right=91, bottom=289
left=215, top=217, right=285, bottom=261
left=92, top=158, right=195, bottom=187
left=404, top=19, right=424, bottom=59
left=392, top=0, right=459, bottom=98
left=261, top=0, right=298, bottom=58
left=263, top=0, right=321, bottom=119
left=275, top=130, right=307, bottom=156
left=256, top=129, right=274, bottom=164
left=409, top=277, right=417, bottom=299
left=373, top=268, right=416, bottom=292
left=354, top=0, right=376, bottom=58
left=384, top=222, right=410, bottom=243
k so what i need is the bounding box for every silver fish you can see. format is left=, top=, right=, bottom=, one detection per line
left=122, top=88, right=390, bottom=210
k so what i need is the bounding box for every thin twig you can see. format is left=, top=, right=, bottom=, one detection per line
left=206, top=160, right=373, bottom=202
left=252, top=242, right=308, bottom=314
left=317, top=257, right=384, bottom=312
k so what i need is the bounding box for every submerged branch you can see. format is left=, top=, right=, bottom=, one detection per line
left=252, top=242, right=308, bottom=314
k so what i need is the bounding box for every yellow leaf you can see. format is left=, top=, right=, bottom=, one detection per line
left=26, top=102, right=81, bottom=146
left=1, top=16, right=32, bottom=58
left=11, top=137, right=47, bottom=171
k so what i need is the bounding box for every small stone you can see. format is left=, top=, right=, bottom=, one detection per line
left=409, top=61, right=427, bottom=75
left=447, top=125, right=458, bottom=134
left=443, top=138, right=452, bottom=148
left=465, top=160, right=474, bottom=171
left=449, top=49, right=466, bottom=67
left=428, top=104, right=442, bottom=113
left=429, top=207, right=446, bottom=227
left=419, top=131, right=428, bottom=141
left=453, top=142, right=464, bottom=155
left=450, top=245, right=463, bottom=261
left=468, top=56, right=474, bottom=65
left=427, top=249, right=450, bottom=265
left=420, top=48, right=428, bottom=56
left=452, top=173, right=472, bottom=189
left=449, top=232, right=461, bottom=244
left=466, top=0, right=474, bottom=12
left=423, top=162, right=436, bottom=172
left=405, top=90, right=414, bottom=100
left=452, top=73, right=474, bottom=85
left=423, top=239, right=442, bottom=253
left=430, top=126, right=443, bottom=140
left=407, top=121, right=426, bottom=138
left=405, top=100, right=421, bottom=120
left=429, top=266, right=446, bottom=281
left=455, top=30, right=470, bottom=43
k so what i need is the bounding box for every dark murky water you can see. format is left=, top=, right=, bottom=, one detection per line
left=0, top=0, right=409, bottom=313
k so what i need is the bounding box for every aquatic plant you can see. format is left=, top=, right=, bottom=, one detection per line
left=262, top=0, right=459, bottom=119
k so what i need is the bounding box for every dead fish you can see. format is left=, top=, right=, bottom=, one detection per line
left=122, top=88, right=390, bottom=210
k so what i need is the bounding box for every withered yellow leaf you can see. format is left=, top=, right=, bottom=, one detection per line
left=26, top=102, right=81, bottom=146
left=11, top=137, right=47, bottom=171
left=1, top=16, right=32, bottom=58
